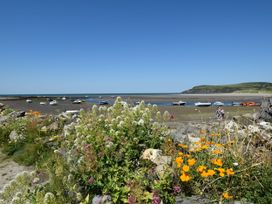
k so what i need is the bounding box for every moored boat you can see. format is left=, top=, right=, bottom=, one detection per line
left=240, top=101, right=259, bottom=106
left=99, top=101, right=109, bottom=105
left=72, top=99, right=82, bottom=104
left=40, top=102, right=46, bottom=105
left=26, top=99, right=32, bottom=103
left=49, top=100, right=58, bottom=106
left=195, top=102, right=212, bottom=107
left=213, top=101, right=224, bottom=106
left=172, top=101, right=186, bottom=106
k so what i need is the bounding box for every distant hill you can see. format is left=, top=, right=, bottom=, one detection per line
left=182, top=82, right=272, bottom=94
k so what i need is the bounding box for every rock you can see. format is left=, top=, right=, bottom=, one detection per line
left=0, top=103, right=4, bottom=109
left=175, top=196, right=211, bottom=204
left=92, top=195, right=111, bottom=204
left=9, top=111, right=26, bottom=118
left=247, top=125, right=260, bottom=134
left=257, top=98, right=272, bottom=122
left=259, top=121, right=272, bottom=131
left=141, top=149, right=171, bottom=165
left=233, top=115, right=253, bottom=126
left=155, top=164, right=172, bottom=178
left=9, top=130, right=23, bottom=142
left=0, top=115, right=9, bottom=124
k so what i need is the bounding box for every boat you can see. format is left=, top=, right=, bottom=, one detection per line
left=62, top=97, right=66, bottom=101
left=172, top=101, right=186, bottom=106
left=26, top=99, right=32, bottom=103
left=213, top=101, right=224, bottom=106
left=39, top=102, right=46, bottom=105
left=99, top=101, right=109, bottom=105
left=49, top=100, right=58, bottom=106
left=240, top=101, right=258, bottom=106
left=195, top=102, right=212, bottom=107
left=65, top=110, right=80, bottom=114
left=72, top=99, right=82, bottom=104
left=232, top=102, right=241, bottom=106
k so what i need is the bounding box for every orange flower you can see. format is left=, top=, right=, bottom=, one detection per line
left=178, top=144, right=188, bottom=148
left=201, top=145, right=209, bottom=150
left=178, top=152, right=183, bottom=156
left=226, top=168, right=235, bottom=176
left=200, top=130, right=206, bottom=134
left=175, top=157, right=183, bottom=168
left=223, top=192, right=233, bottom=199
left=200, top=171, right=209, bottom=178
left=188, top=158, right=196, bottom=166
left=180, top=172, right=191, bottom=182
left=211, top=149, right=222, bottom=154
left=216, top=168, right=225, bottom=177
left=197, top=165, right=207, bottom=173
left=207, top=169, right=216, bottom=176
left=184, top=154, right=191, bottom=158
left=211, top=158, right=223, bottom=166
left=215, top=143, right=223, bottom=148
left=182, top=165, right=190, bottom=172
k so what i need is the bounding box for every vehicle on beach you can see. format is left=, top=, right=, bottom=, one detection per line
left=213, top=101, right=224, bottom=106
left=172, top=101, right=186, bottom=106
left=49, top=100, right=58, bottom=105
left=195, top=102, right=212, bottom=107
left=72, top=99, right=82, bottom=104
left=240, top=101, right=259, bottom=106
left=39, top=102, right=46, bottom=105
left=99, top=101, right=109, bottom=105
left=26, top=99, right=32, bottom=103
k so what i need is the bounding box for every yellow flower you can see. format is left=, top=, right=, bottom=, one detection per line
left=178, top=152, right=183, bottom=156
left=207, top=169, right=215, bottom=176
left=211, top=149, right=222, bottom=154
left=182, top=165, right=190, bottom=172
left=216, top=168, right=225, bottom=177
left=226, top=168, right=235, bottom=176
left=215, top=143, right=223, bottom=148
left=197, top=165, right=207, bottom=173
left=201, top=145, right=209, bottom=150
left=180, top=172, right=191, bottom=182
left=188, top=158, right=196, bottom=166
left=175, top=157, right=183, bottom=168
left=184, top=154, right=191, bottom=158
left=200, top=171, right=209, bottom=178
left=178, top=144, right=188, bottom=148
left=211, top=158, right=223, bottom=166
left=223, top=192, right=233, bottom=199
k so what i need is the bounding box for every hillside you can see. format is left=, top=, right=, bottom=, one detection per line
left=182, top=82, right=272, bottom=94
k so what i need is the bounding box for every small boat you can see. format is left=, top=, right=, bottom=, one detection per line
left=40, top=102, right=46, bottom=105
left=49, top=100, right=58, bottom=106
left=213, top=101, right=224, bottom=106
left=232, top=102, right=241, bottom=106
left=62, top=97, right=66, bottom=101
left=172, top=101, right=186, bottom=106
left=240, top=102, right=258, bottom=106
left=195, top=102, right=212, bottom=107
left=26, top=99, right=32, bottom=103
left=72, top=99, right=82, bottom=104
left=65, top=110, right=80, bottom=114
left=99, top=101, right=109, bottom=105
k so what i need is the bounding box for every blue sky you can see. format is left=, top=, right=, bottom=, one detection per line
left=0, top=0, right=271, bottom=94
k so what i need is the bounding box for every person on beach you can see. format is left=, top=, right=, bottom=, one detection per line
left=216, top=107, right=225, bottom=120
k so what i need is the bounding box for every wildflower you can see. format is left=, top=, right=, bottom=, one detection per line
left=211, top=158, right=223, bottom=166
left=215, top=143, right=223, bottom=148
left=216, top=168, right=225, bottom=177
left=233, top=162, right=239, bottom=166
left=175, top=157, right=183, bottom=168
left=178, top=144, right=188, bottom=148
left=197, top=165, right=207, bottom=173
left=226, top=168, right=234, bottom=176
left=200, top=171, right=209, bottom=178
left=188, top=158, right=196, bottom=166
left=184, top=154, right=191, bottom=158
left=88, top=177, right=94, bottom=184
left=178, top=152, right=183, bottom=156
left=128, top=195, right=136, bottom=204
left=173, top=186, right=181, bottom=194
left=223, top=192, right=233, bottom=199
left=152, top=192, right=161, bottom=204
left=182, top=165, right=190, bottom=172
left=201, top=145, right=209, bottom=150
left=211, top=149, right=222, bottom=154
left=207, top=169, right=216, bottom=176
left=200, top=129, right=206, bottom=134
left=180, top=172, right=191, bottom=182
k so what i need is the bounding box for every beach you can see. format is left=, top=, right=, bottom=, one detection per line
left=0, top=93, right=269, bottom=122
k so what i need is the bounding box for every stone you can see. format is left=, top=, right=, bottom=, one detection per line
left=141, top=149, right=171, bottom=166
left=9, top=130, right=23, bottom=142
left=48, top=121, right=59, bottom=131
left=259, top=121, right=272, bottom=131
left=0, top=103, right=4, bottom=109
left=92, top=195, right=111, bottom=204
left=257, top=98, right=272, bottom=122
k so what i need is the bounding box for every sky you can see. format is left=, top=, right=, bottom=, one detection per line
left=0, top=0, right=272, bottom=94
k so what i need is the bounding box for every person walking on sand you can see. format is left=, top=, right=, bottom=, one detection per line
left=216, top=107, right=225, bottom=120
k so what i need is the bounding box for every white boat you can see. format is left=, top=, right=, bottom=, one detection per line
left=62, top=97, right=66, bottom=101
left=26, top=99, right=32, bottom=103
left=49, top=100, right=58, bottom=106
left=72, top=99, right=82, bottom=104
left=195, top=102, right=212, bottom=107
left=40, top=102, right=47, bottom=105
left=172, top=101, right=186, bottom=106
left=99, top=101, right=109, bottom=105
left=65, top=110, right=80, bottom=114
left=213, top=101, right=224, bottom=106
